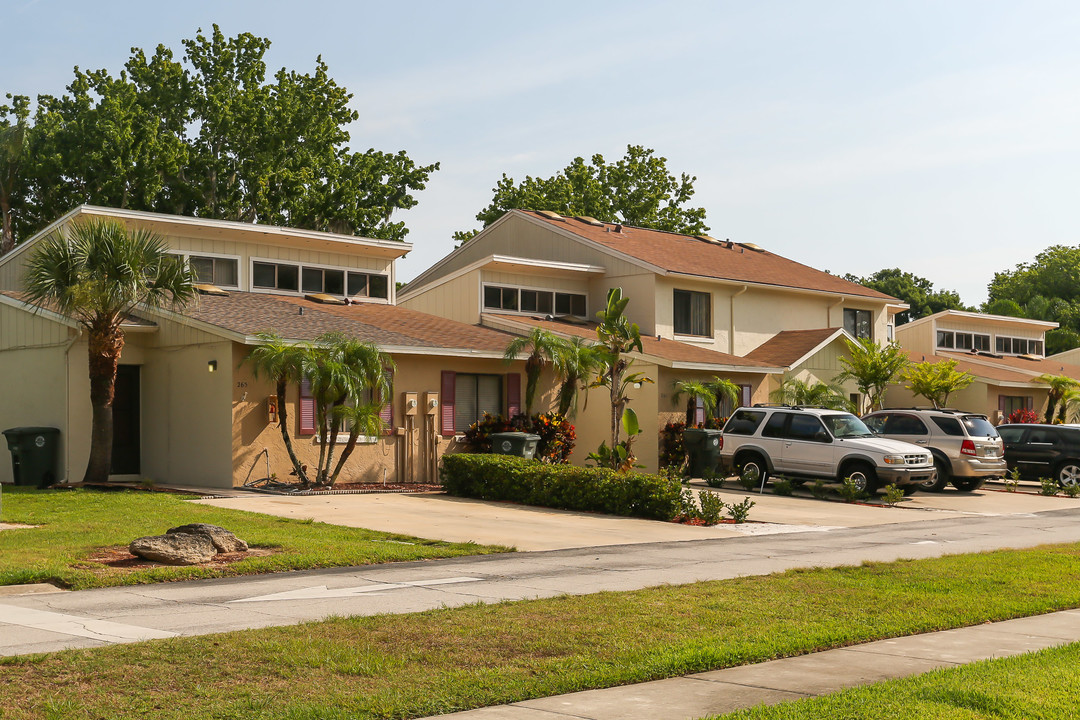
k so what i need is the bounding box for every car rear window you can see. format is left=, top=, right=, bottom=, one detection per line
left=762, top=412, right=790, bottom=438
left=931, top=417, right=964, bottom=436
left=997, top=426, right=1026, bottom=443
left=723, top=409, right=766, bottom=435
left=961, top=415, right=998, bottom=438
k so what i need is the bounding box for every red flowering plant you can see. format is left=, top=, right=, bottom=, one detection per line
left=1006, top=408, right=1039, bottom=424
left=462, top=411, right=576, bottom=464
left=659, top=421, right=687, bottom=471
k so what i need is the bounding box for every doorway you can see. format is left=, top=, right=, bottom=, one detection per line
left=111, top=365, right=141, bottom=475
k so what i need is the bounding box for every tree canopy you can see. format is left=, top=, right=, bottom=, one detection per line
left=0, top=26, right=438, bottom=252
left=985, top=245, right=1080, bottom=354
left=843, top=268, right=969, bottom=325
left=454, top=145, right=708, bottom=244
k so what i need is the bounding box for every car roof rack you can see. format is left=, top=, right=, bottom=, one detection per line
left=880, top=407, right=965, bottom=414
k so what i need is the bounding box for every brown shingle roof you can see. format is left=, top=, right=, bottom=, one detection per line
left=937, top=351, right=1080, bottom=382
left=484, top=313, right=778, bottom=370
left=180, top=292, right=517, bottom=353
left=743, top=328, right=844, bottom=367
left=911, top=351, right=1043, bottom=384
left=0, top=290, right=157, bottom=327
left=521, top=211, right=897, bottom=301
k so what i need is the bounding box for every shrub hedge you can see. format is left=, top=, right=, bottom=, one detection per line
left=440, top=454, right=683, bottom=521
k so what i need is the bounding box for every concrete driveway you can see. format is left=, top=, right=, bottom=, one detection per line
left=196, top=484, right=1080, bottom=551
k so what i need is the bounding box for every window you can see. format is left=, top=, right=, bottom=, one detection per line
left=996, top=336, right=1044, bottom=356
left=787, top=415, right=829, bottom=442
left=453, top=374, right=502, bottom=431
left=253, top=261, right=299, bottom=292
left=302, top=267, right=345, bottom=295
left=883, top=414, right=928, bottom=435
left=843, top=309, right=872, bottom=339
left=719, top=384, right=753, bottom=417
left=188, top=255, right=238, bottom=288
left=482, top=285, right=587, bottom=317
left=931, top=417, right=964, bottom=436
left=762, top=412, right=789, bottom=438
left=937, top=330, right=990, bottom=351
left=723, top=409, right=766, bottom=435
left=347, top=272, right=390, bottom=299
left=673, top=289, right=711, bottom=337
left=999, top=396, right=1033, bottom=417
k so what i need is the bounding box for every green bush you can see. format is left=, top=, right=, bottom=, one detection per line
left=440, top=454, right=683, bottom=521
left=461, top=412, right=576, bottom=464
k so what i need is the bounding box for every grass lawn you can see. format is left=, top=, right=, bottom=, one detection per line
left=714, top=642, right=1080, bottom=719
left=3, top=543, right=1080, bottom=719
left=0, top=486, right=509, bottom=589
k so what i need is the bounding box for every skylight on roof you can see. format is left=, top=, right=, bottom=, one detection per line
left=536, top=210, right=565, bottom=221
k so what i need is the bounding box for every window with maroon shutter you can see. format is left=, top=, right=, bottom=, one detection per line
left=506, top=373, right=521, bottom=417
left=694, top=396, right=705, bottom=426
left=299, top=378, right=316, bottom=435
left=441, top=371, right=456, bottom=436
left=378, top=369, right=394, bottom=435
left=741, top=384, right=752, bottom=408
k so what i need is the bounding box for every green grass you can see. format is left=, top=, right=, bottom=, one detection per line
left=0, top=486, right=509, bottom=589
left=4, top=543, right=1080, bottom=718
left=714, top=642, right=1080, bottom=719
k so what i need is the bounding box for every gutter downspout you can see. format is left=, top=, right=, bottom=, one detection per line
left=62, top=327, right=83, bottom=485
left=729, top=286, right=748, bottom=355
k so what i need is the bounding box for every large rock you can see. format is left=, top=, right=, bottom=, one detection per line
left=166, top=523, right=248, bottom=553
left=130, top=533, right=216, bottom=565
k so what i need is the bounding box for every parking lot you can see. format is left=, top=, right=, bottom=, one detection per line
left=197, top=481, right=1080, bottom=551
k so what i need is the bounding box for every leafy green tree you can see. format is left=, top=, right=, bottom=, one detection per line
left=590, top=288, right=653, bottom=469
left=503, top=328, right=566, bottom=416
left=984, top=246, right=1080, bottom=353
left=834, top=339, right=910, bottom=413
left=843, top=268, right=969, bottom=325
left=456, top=145, right=708, bottom=244
left=672, top=380, right=717, bottom=426
left=902, top=360, right=974, bottom=408
left=1034, top=374, right=1080, bottom=423
left=0, top=95, right=30, bottom=254
left=770, top=377, right=852, bottom=411
left=23, top=219, right=197, bottom=484
left=4, top=26, right=438, bottom=249
left=551, top=336, right=602, bottom=418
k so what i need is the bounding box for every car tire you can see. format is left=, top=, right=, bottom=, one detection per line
left=1055, top=462, right=1080, bottom=488
left=921, top=458, right=951, bottom=492
left=843, top=462, right=878, bottom=495
left=736, top=454, right=769, bottom=488
left=952, top=477, right=985, bottom=492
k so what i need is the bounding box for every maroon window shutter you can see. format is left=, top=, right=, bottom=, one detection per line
left=741, top=384, right=752, bottom=407
left=694, top=396, right=705, bottom=426
left=299, top=378, right=316, bottom=436
left=441, top=371, right=456, bottom=436
left=379, top=370, right=394, bottom=435
left=998, top=395, right=1008, bottom=414
left=506, top=373, right=521, bottom=417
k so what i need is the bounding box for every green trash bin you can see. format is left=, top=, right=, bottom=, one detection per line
left=491, top=432, right=540, bottom=460
left=683, top=428, right=723, bottom=478
left=3, top=427, right=60, bottom=487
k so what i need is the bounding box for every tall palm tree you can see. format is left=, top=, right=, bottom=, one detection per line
left=24, top=219, right=197, bottom=484
left=503, top=327, right=565, bottom=416
left=247, top=332, right=311, bottom=485
left=771, top=377, right=853, bottom=411
left=671, top=379, right=717, bottom=426
left=1036, top=374, right=1080, bottom=423
left=552, top=336, right=601, bottom=418
left=708, top=377, right=743, bottom=417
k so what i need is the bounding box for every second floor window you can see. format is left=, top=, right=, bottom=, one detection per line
left=844, top=309, right=872, bottom=339
left=188, top=255, right=239, bottom=288
left=996, top=336, right=1043, bottom=356
left=253, top=260, right=388, bottom=299
left=937, top=330, right=990, bottom=351
left=483, top=285, right=587, bottom=317
left=673, top=289, right=710, bottom=337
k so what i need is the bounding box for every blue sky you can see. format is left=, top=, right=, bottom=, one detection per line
left=6, top=1, right=1079, bottom=303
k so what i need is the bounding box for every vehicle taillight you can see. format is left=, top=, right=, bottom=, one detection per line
left=718, top=436, right=724, bottom=451
left=961, top=439, right=976, bottom=456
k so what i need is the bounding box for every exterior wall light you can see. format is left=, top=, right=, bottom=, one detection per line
left=208, top=360, right=218, bottom=373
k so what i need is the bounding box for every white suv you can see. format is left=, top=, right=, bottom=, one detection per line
left=720, top=406, right=936, bottom=494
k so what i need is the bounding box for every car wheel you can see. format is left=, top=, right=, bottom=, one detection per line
left=1056, top=462, right=1080, bottom=487
left=843, top=463, right=878, bottom=495
left=921, top=458, right=951, bottom=492
left=952, top=477, right=985, bottom=492
left=737, top=455, right=768, bottom=487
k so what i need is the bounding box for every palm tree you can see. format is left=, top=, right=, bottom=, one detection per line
left=834, top=338, right=909, bottom=413
left=503, top=327, right=565, bottom=416
left=24, top=219, right=197, bottom=484
left=1035, top=374, right=1080, bottom=423
left=672, top=379, right=717, bottom=426
left=771, top=377, right=853, bottom=411
left=708, top=377, right=743, bottom=417
left=551, top=336, right=601, bottom=418
left=247, top=332, right=311, bottom=485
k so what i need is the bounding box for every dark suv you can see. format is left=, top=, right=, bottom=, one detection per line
left=997, top=424, right=1080, bottom=487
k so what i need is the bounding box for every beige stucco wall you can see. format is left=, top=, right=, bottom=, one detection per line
left=882, top=378, right=1050, bottom=420
left=600, top=273, right=656, bottom=335
left=0, top=344, right=70, bottom=484
left=0, top=304, right=73, bottom=349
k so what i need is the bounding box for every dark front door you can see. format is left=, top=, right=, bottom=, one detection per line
left=111, top=365, right=141, bottom=475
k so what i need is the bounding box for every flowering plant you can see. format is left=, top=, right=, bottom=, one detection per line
left=1006, top=408, right=1039, bottom=424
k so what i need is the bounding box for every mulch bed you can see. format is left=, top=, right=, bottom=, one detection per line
left=245, top=481, right=443, bottom=496
left=74, top=546, right=279, bottom=572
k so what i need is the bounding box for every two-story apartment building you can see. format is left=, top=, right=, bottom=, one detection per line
left=400, top=210, right=906, bottom=464
left=0, top=206, right=531, bottom=488
left=886, top=309, right=1080, bottom=419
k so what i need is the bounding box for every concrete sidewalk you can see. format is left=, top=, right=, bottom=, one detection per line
left=426, top=610, right=1080, bottom=720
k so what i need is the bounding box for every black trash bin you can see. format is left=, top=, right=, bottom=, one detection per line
left=491, top=431, right=540, bottom=460
left=3, top=427, right=60, bottom=487
left=683, top=428, right=723, bottom=478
